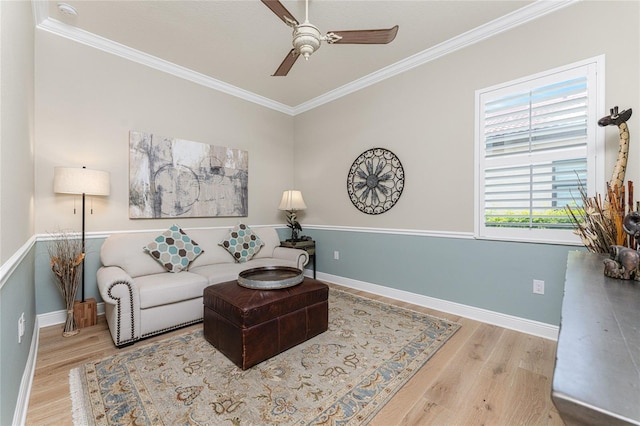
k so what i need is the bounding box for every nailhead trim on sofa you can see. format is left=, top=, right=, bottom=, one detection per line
left=107, top=280, right=135, bottom=347
left=141, top=318, right=203, bottom=340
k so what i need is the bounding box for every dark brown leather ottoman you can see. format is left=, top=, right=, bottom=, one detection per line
left=203, top=278, right=329, bottom=370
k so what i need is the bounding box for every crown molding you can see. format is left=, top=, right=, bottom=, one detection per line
left=35, top=17, right=296, bottom=116
left=33, top=0, right=578, bottom=116
left=292, top=0, right=580, bottom=114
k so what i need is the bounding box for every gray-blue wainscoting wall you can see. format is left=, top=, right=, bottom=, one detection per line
left=34, top=227, right=580, bottom=327
left=299, top=227, right=581, bottom=326
left=1, top=244, right=36, bottom=426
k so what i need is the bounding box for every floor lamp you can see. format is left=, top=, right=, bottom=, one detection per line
left=54, top=166, right=110, bottom=324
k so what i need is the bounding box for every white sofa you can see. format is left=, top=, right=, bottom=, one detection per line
left=97, top=226, right=308, bottom=347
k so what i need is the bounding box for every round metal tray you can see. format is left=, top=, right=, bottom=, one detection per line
left=237, top=266, right=304, bottom=290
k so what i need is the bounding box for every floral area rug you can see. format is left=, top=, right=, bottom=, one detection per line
left=69, top=288, right=460, bottom=425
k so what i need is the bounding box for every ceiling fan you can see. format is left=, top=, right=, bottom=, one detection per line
left=261, top=0, right=399, bottom=76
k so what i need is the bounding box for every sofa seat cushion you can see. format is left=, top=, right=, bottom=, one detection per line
left=135, top=272, right=209, bottom=309
left=189, top=263, right=248, bottom=286
left=190, top=258, right=301, bottom=285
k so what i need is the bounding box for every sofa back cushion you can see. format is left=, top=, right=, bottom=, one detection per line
left=101, top=231, right=171, bottom=278
left=100, top=226, right=283, bottom=277
left=186, top=228, right=241, bottom=267
left=251, top=226, right=281, bottom=259
left=188, top=226, right=281, bottom=265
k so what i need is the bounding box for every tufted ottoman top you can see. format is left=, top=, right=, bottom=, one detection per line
left=203, top=279, right=328, bottom=328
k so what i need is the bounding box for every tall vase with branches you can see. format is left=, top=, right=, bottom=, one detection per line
left=48, top=231, right=84, bottom=337
left=567, top=181, right=633, bottom=253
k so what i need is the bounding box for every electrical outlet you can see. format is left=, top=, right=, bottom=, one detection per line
left=533, top=279, right=545, bottom=295
left=333, top=251, right=340, bottom=260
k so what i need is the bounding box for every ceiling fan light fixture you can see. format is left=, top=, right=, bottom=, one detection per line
left=262, top=0, right=398, bottom=76
left=293, top=22, right=321, bottom=60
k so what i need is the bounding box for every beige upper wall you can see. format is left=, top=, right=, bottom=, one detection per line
left=294, top=1, right=640, bottom=233
left=1, top=0, right=35, bottom=263
left=35, top=31, right=295, bottom=234
left=32, top=1, right=640, bottom=237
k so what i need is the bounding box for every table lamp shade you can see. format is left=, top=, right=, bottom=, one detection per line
left=54, top=167, right=110, bottom=196
left=278, top=190, right=306, bottom=211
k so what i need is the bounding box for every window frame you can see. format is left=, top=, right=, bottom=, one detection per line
left=474, top=56, right=605, bottom=245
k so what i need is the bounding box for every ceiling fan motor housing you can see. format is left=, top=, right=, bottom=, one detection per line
left=293, top=23, right=321, bottom=60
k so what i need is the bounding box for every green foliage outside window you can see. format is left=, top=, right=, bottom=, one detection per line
left=485, top=208, right=583, bottom=227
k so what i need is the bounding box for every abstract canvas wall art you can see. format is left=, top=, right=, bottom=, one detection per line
left=129, top=131, right=248, bottom=218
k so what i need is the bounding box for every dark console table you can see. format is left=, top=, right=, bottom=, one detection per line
left=552, top=251, right=640, bottom=425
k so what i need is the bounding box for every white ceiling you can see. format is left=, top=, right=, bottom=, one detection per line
left=36, top=1, right=575, bottom=114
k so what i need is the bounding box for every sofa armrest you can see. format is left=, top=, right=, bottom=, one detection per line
left=97, top=266, right=141, bottom=347
left=273, top=247, right=309, bottom=270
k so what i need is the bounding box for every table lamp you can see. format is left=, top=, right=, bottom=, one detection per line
left=278, top=190, right=307, bottom=241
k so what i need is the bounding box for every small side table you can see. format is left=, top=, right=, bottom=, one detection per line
left=73, top=298, right=97, bottom=328
left=280, top=239, right=316, bottom=279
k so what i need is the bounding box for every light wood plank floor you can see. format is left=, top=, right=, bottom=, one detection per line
left=26, top=283, right=565, bottom=425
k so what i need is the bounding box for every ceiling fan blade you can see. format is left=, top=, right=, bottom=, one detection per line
left=273, top=49, right=300, bottom=76
left=328, top=25, right=399, bottom=44
left=260, top=0, right=298, bottom=26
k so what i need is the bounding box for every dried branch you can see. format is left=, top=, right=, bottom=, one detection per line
left=47, top=230, right=84, bottom=336
left=566, top=182, right=626, bottom=253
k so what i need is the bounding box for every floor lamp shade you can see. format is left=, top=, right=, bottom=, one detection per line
left=53, top=166, right=110, bottom=304
left=53, top=167, right=110, bottom=196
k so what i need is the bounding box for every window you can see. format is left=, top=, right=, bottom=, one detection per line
left=475, top=57, right=604, bottom=244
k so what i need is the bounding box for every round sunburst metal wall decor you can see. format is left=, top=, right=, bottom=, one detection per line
left=347, top=148, right=405, bottom=215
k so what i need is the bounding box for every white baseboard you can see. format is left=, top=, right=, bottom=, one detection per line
left=37, top=302, right=106, bottom=328
left=309, top=270, right=559, bottom=341
left=13, top=317, right=40, bottom=426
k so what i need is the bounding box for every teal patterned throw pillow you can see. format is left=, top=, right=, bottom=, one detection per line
left=144, top=225, right=203, bottom=272
left=219, top=224, right=264, bottom=263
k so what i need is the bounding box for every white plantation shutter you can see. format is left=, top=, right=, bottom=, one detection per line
left=476, top=58, right=603, bottom=243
